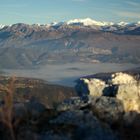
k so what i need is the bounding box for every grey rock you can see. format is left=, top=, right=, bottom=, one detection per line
left=56, top=96, right=89, bottom=111
left=90, top=96, right=124, bottom=124
left=13, top=98, right=46, bottom=122
left=41, top=132, right=71, bottom=140
left=25, top=98, right=46, bottom=119
left=50, top=110, right=118, bottom=140
left=56, top=94, right=124, bottom=124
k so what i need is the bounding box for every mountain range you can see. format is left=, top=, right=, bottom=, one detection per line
left=0, top=18, right=140, bottom=68
left=1, top=18, right=140, bottom=31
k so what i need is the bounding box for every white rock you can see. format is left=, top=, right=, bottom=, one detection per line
left=80, top=78, right=106, bottom=97
left=116, top=83, right=140, bottom=113
left=111, top=72, right=137, bottom=85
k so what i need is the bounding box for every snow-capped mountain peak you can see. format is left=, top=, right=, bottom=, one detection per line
left=136, top=21, right=140, bottom=25
left=50, top=21, right=65, bottom=26
left=117, top=22, right=128, bottom=26
left=67, top=18, right=114, bottom=26
left=0, top=18, right=140, bottom=34
left=0, top=24, right=5, bottom=29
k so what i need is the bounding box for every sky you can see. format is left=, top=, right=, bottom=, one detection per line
left=0, top=0, right=140, bottom=25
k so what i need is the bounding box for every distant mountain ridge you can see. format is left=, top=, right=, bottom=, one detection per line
left=1, top=18, right=140, bottom=34
left=0, top=18, right=140, bottom=68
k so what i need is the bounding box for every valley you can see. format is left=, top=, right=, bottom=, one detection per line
left=0, top=19, right=140, bottom=87
left=3, top=62, right=139, bottom=86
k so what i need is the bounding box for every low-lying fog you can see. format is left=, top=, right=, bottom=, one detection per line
left=3, top=62, right=139, bottom=87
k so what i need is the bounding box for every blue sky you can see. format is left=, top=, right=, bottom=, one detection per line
left=0, top=0, right=140, bottom=24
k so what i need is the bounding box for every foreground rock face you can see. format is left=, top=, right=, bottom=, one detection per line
left=0, top=72, right=140, bottom=140
left=90, top=96, right=124, bottom=124
left=117, top=84, right=140, bottom=113
left=0, top=98, right=118, bottom=140
left=50, top=110, right=117, bottom=140
left=76, top=72, right=140, bottom=113
left=56, top=96, right=124, bottom=124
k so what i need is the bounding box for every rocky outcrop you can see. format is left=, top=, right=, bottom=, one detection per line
left=56, top=96, right=124, bottom=124
left=76, top=72, right=140, bottom=113
left=55, top=95, right=140, bottom=140
left=0, top=98, right=118, bottom=140
left=0, top=72, right=140, bottom=140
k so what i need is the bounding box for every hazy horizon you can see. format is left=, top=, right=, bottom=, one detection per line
left=0, top=0, right=140, bottom=25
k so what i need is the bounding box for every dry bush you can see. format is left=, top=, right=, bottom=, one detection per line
left=0, top=77, right=16, bottom=140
